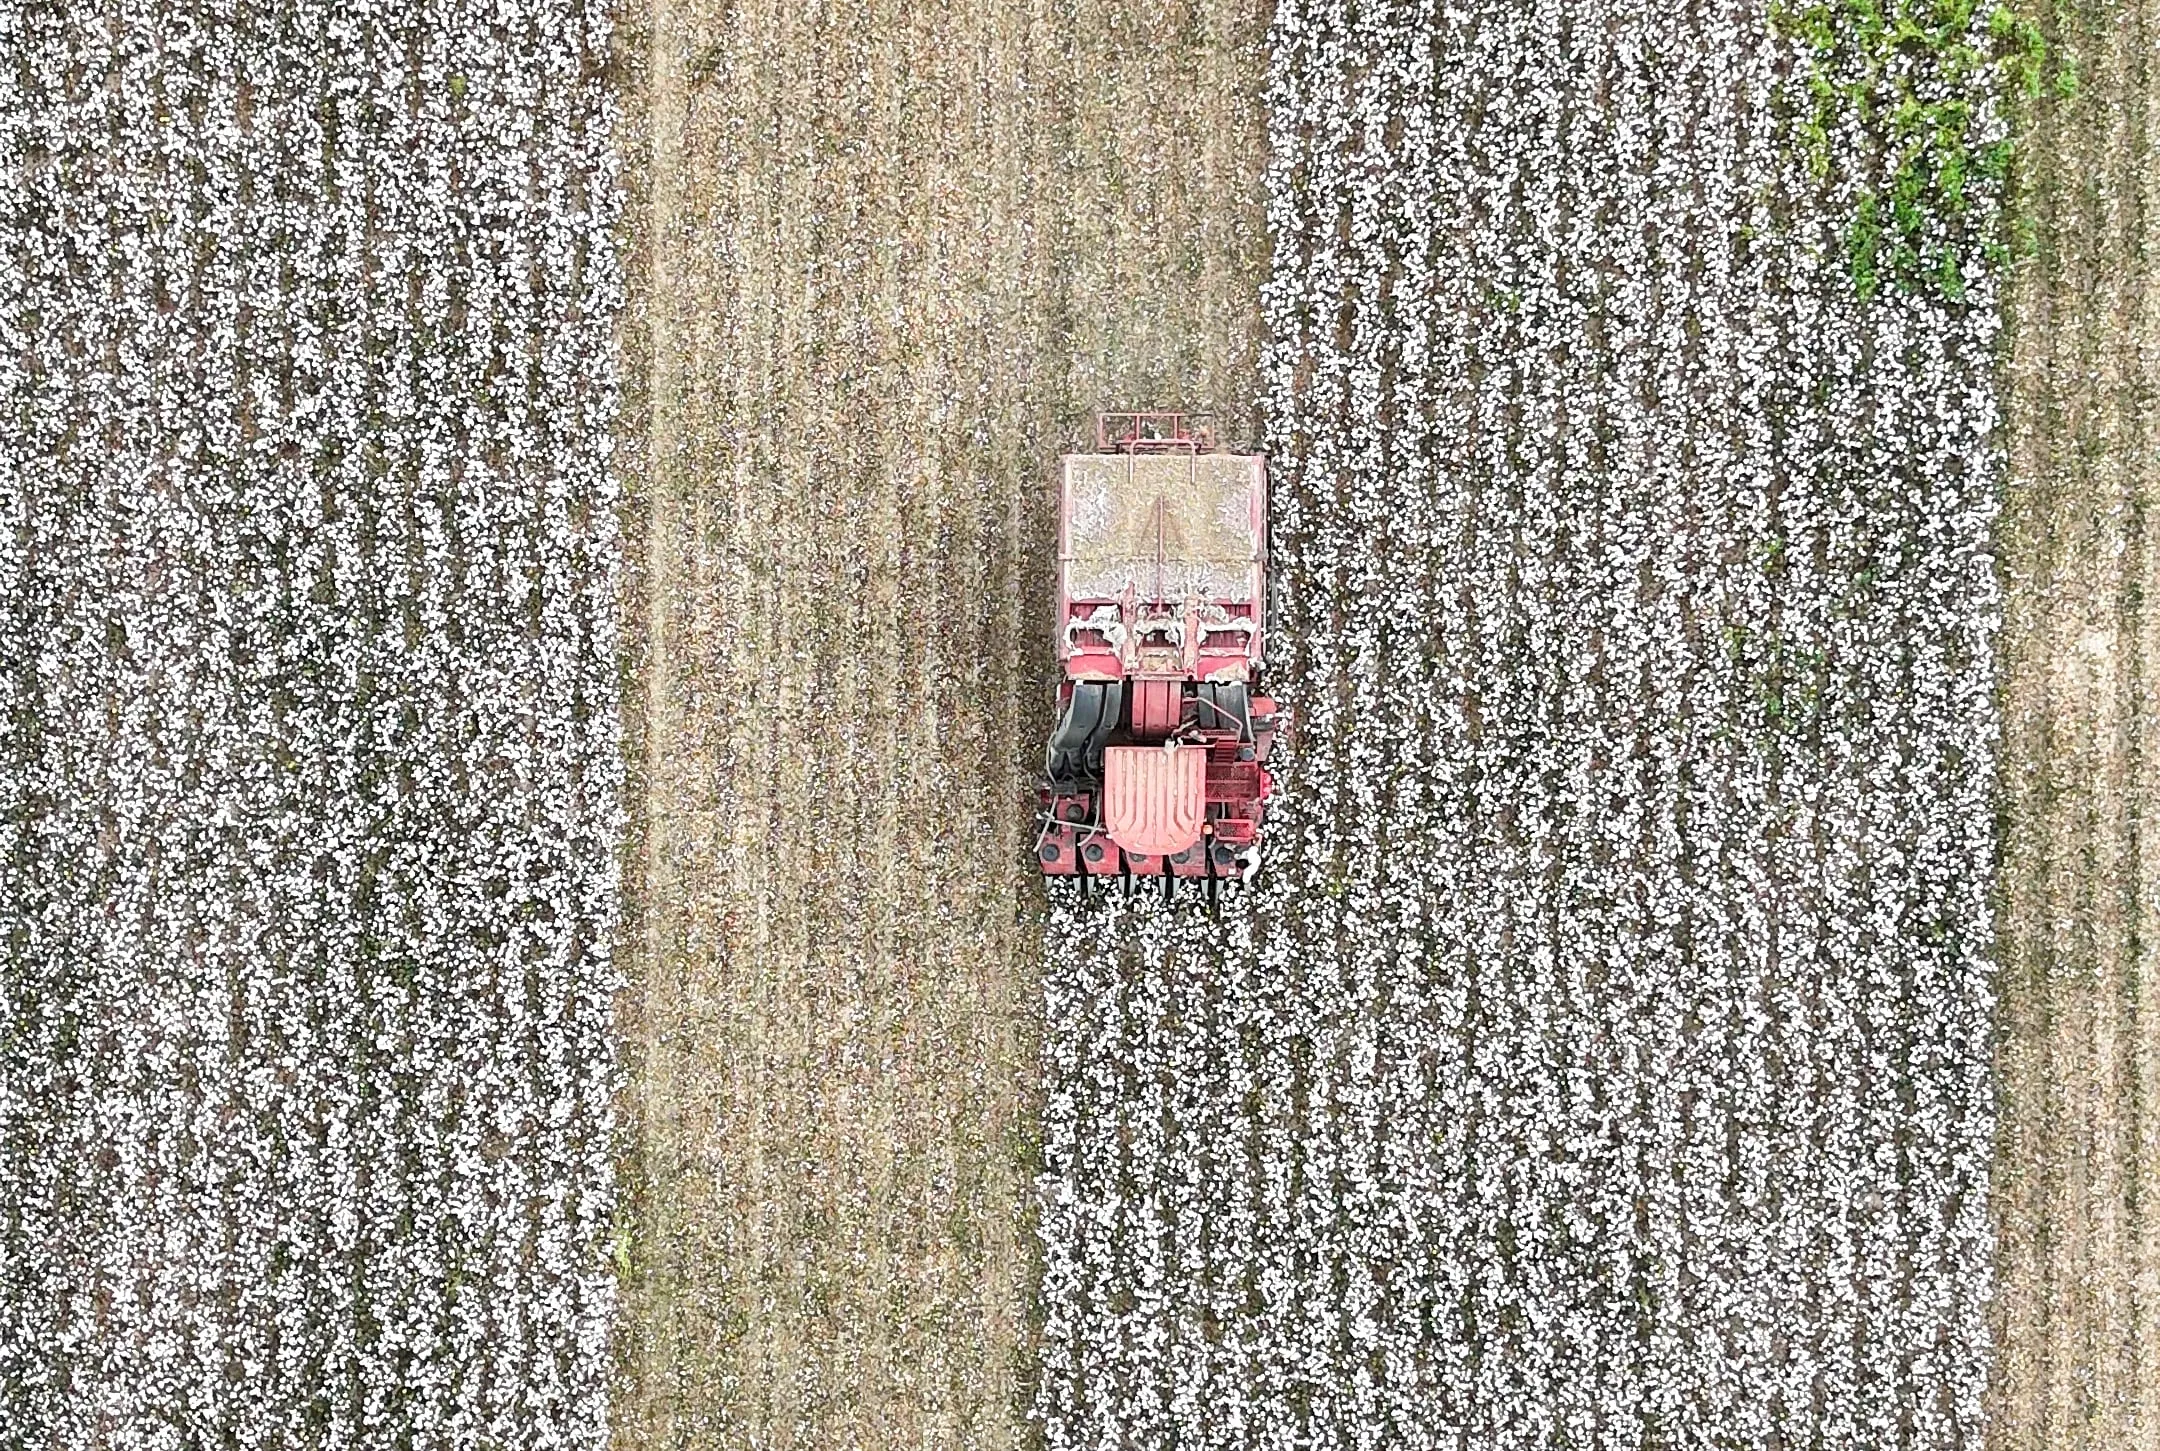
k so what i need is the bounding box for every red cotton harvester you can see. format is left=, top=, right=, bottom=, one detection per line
left=1037, top=412, right=1285, bottom=898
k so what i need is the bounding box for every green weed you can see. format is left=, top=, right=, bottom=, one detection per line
left=1771, top=0, right=2074, bottom=298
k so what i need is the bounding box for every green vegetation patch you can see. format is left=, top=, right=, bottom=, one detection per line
left=1774, top=0, right=2074, bottom=297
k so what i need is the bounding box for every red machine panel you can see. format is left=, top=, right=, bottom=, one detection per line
left=1103, top=745, right=1207, bottom=858
left=1037, top=412, right=1285, bottom=897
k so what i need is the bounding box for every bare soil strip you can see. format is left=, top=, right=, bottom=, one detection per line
left=612, top=2, right=1267, bottom=1443
left=1994, top=0, right=2160, bottom=1441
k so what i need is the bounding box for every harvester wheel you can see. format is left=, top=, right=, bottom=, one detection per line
left=1047, top=680, right=1117, bottom=787
left=1197, top=681, right=1250, bottom=738
left=1084, top=680, right=1123, bottom=779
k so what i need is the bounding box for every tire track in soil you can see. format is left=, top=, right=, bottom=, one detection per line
left=1994, top=0, right=2160, bottom=1440
left=613, top=2, right=1268, bottom=1444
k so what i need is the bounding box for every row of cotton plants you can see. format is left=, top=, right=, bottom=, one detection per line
left=0, top=2, right=622, bottom=1446
left=1037, top=0, right=2003, bottom=1444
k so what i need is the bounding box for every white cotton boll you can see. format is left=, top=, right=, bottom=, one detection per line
left=1033, top=0, right=2001, bottom=1446
left=1, top=4, right=623, bottom=1446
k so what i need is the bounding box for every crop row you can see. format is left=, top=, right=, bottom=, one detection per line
left=0, top=3, right=622, bottom=1446
left=1036, top=0, right=2006, bottom=1444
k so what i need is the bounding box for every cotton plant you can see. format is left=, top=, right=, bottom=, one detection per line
left=1036, top=0, right=2002, bottom=1444
left=0, top=3, right=623, bottom=1447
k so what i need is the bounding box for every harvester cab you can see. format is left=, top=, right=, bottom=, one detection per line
left=1037, top=412, right=1285, bottom=899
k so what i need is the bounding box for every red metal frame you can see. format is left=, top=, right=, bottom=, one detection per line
left=1095, top=411, right=1219, bottom=454
left=1034, top=692, right=1283, bottom=883
left=1038, top=412, right=1286, bottom=893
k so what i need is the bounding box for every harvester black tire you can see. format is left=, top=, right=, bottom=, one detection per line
left=1047, top=680, right=1114, bottom=788
left=1197, top=681, right=1250, bottom=739
left=1082, top=679, right=1123, bottom=779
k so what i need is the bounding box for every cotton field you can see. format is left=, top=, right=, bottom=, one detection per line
left=1, top=0, right=2138, bottom=1445
left=1036, top=0, right=2005, bottom=1445
left=0, top=4, right=623, bottom=1446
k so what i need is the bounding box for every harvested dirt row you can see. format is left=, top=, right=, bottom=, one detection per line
left=1993, top=0, right=2160, bottom=1440
left=612, top=1, right=1267, bottom=1444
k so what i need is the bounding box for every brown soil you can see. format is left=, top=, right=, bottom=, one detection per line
left=610, top=1, right=1269, bottom=1444
left=1993, top=0, right=2160, bottom=1441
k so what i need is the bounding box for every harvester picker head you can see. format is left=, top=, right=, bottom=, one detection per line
left=1036, top=412, right=1286, bottom=900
